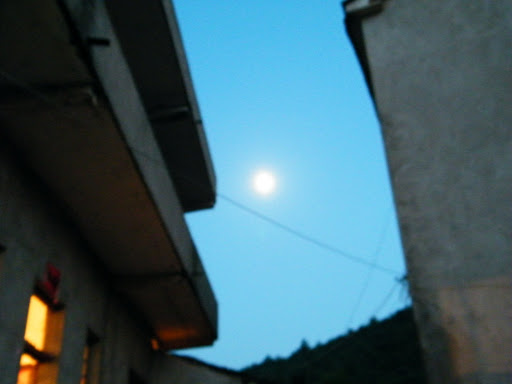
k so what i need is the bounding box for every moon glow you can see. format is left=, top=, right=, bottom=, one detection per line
left=252, top=170, right=276, bottom=196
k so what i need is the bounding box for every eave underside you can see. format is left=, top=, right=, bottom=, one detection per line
left=0, top=0, right=217, bottom=350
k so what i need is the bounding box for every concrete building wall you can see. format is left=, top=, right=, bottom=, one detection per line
left=0, top=140, right=153, bottom=384
left=0, top=137, right=253, bottom=384
left=0, top=2, right=237, bottom=383
left=151, top=355, right=249, bottom=384
left=348, top=1, right=512, bottom=383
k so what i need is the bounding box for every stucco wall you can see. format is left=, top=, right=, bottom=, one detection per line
left=355, top=0, right=512, bottom=383
left=151, top=355, right=248, bottom=384
left=0, top=141, right=153, bottom=384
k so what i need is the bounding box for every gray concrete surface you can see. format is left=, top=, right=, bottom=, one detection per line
left=151, top=355, right=254, bottom=384
left=0, top=0, right=217, bottom=349
left=0, top=129, right=239, bottom=384
left=0, top=141, right=153, bottom=384
left=344, top=0, right=512, bottom=382
left=0, top=0, right=225, bottom=381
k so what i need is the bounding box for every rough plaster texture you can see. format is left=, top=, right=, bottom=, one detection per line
left=0, top=144, right=237, bottom=383
left=151, top=355, right=250, bottom=384
left=356, top=0, right=512, bottom=383
left=0, top=142, right=153, bottom=384
left=0, top=0, right=216, bottom=349
left=0, top=0, right=227, bottom=381
left=62, top=0, right=197, bottom=278
left=60, top=0, right=217, bottom=339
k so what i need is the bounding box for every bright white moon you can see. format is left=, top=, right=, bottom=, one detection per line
left=252, top=170, right=276, bottom=196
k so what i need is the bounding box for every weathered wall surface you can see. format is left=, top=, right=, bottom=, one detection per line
left=151, top=355, right=247, bottom=384
left=358, top=0, right=512, bottom=383
left=0, top=141, right=153, bottom=384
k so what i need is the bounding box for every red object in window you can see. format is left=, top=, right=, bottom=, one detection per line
left=41, top=263, right=61, bottom=302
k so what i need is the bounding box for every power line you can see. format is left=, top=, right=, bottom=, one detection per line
left=0, top=68, right=55, bottom=103
left=345, top=206, right=393, bottom=328
left=371, top=277, right=401, bottom=316
left=2, top=66, right=412, bottom=378
left=218, top=193, right=400, bottom=275
left=296, top=279, right=402, bottom=371
left=0, top=66, right=401, bottom=277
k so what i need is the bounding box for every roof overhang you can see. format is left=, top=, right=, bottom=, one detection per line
left=105, top=0, right=216, bottom=212
left=342, top=0, right=386, bottom=99
left=0, top=0, right=217, bottom=349
left=343, top=0, right=385, bottom=17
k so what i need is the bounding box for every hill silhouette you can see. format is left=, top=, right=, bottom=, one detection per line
left=242, top=308, right=426, bottom=384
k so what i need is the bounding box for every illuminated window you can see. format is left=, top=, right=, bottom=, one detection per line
left=18, top=354, right=37, bottom=384
left=17, top=294, right=65, bottom=384
left=81, top=346, right=90, bottom=384
left=24, top=296, right=48, bottom=350
left=81, top=331, right=100, bottom=384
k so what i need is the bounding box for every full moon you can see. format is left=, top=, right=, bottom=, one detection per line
left=252, top=170, right=276, bottom=196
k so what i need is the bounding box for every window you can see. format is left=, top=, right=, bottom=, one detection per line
left=24, top=295, right=48, bottom=350
left=17, top=289, right=65, bottom=384
left=129, top=370, right=146, bottom=384
left=81, top=331, right=100, bottom=384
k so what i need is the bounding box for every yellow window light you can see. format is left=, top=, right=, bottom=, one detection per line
left=19, top=353, right=38, bottom=367
left=18, top=354, right=37, bottom=384
left=24, top=295, right=48, bottom=350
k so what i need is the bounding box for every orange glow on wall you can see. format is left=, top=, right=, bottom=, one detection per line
left=80, top=345, right=90, bottom=384
left=18, top=292, right=64, bottom=384
left=156, top=326, right=207, bottom=348
left=17, top=367, right=36, bottom=384
left=20, top=354, right=38, bottom=366
left=18, top=354, right=37, bottom=384
left=24, top=295, right=48, bottom=350
left=150, top=338, right=160, bottom=351
left=157, top=326, right=200, bottom=341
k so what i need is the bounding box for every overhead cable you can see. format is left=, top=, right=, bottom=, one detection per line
left=218, top=193, right=400, bottom=275
left=0, top=67, right=401, bottom=277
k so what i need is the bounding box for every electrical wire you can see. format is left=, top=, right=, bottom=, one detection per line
left=218, top=193, right=400, bottom=276
left=295, top=279, right=403, bottom=371
left=344, top=206, right=393, bottom=329
left=1, top=66, right=401, bottom=277
left=2, top=62, right=413, bottom=380
left=0, top=68, right=55, bottom=104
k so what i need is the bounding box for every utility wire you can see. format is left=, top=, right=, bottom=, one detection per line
left=345, top=206, right=393, bottom=329
left=2, top=66, right=413, bottom=379
left=0, top=68, right=55, bottom=104
left=371, top=277, right=401, bottom=316
left=1, top=67, right=401, bottom=277
left=218, top=193, right=400, bottom=275
left=297, top=279, right=402, bottom=371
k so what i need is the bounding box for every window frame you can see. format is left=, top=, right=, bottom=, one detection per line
left=17, top=284, right=65, bottom=384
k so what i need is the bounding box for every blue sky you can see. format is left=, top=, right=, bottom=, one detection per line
left=173, top=1, right=407, bottom=370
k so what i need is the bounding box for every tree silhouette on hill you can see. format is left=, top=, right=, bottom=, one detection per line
left=242, top=308, right=427, bottom=384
